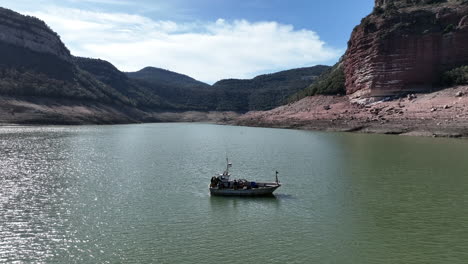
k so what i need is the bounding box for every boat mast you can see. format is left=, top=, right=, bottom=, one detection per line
left=224, top=156, right=232, bottom=176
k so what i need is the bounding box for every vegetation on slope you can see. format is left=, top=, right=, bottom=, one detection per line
left=0, top=43, right=132, bottom=104
left=287, top=63, right=345, bottom=103
left=440, top=65, right=468, bottom=86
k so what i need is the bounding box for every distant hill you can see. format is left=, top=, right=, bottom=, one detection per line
left=212, top=66, right=330, bottom=111
left=126, top=67, right=210, bottom=89
left=76, top=59, right=330, bottom=112
left=124, top=65, right=330, bottom=112
left=74, top=57, right=174, bottom=109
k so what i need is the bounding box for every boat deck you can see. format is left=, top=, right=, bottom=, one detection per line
left=209, top=183, right=280, bottom=196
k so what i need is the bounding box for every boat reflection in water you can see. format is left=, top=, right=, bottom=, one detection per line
left=209, top=159, right=281, bottom=197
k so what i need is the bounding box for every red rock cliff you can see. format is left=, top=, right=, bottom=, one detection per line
left=344, top=0, right=468, bottom=97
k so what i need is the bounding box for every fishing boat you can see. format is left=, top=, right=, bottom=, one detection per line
left=209, top=159, right=281, bottom=196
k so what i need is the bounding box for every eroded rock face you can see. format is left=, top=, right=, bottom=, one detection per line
left=375, top=0, right=450, bottom=8
left=344, top=1, right=468, bottom=97
left=0, top=8, right=71, bottom=62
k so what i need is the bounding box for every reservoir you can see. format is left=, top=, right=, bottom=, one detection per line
left=1, top=123, right=467, bottom=263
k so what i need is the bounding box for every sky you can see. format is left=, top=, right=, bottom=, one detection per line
left=2, top=0, right=373, bottom=83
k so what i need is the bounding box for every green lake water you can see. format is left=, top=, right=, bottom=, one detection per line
left=1, top=123, right=468, bottom=263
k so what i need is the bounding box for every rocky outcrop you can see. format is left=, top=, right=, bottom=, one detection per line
left=344, top=0, right=468, bottom=97
left=0, top=8, right=71, bottom=62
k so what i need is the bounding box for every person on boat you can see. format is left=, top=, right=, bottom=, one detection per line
left=210, top=177, right=217, bottom=188
left=238, top=180, right=244, bottom=189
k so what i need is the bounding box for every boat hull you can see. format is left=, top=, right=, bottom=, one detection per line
left=209, top=185, right=280, bottom=197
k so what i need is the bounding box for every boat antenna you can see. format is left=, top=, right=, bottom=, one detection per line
left=225, top=155, right=232, bottom=175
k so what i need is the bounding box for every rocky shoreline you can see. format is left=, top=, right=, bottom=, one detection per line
left=236, top=85, right=468, bottom=138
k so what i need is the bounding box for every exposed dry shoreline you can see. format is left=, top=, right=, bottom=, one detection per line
left=0, top=96, right=240, bottom=125
left=236, top=85, right=468, bottom=138
left=2, top=87, right=468, bottom=138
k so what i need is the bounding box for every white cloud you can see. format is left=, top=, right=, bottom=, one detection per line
left=26, top=7, right=341, bottom=84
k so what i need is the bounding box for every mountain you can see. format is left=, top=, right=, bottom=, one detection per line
left=77, top=59, right=329, bottom=112
left=0, top=7, right=145, bottom=107
left=73, top=57, right=176, bottom=109
left=0, top=6, right=328, bottom=124
left=124, top=65, right=330, bottom=112
left=0, top=8, right=70, bottom=61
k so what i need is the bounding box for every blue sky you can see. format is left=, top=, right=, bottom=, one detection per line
left=2, top=0, right=373, bottom=83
